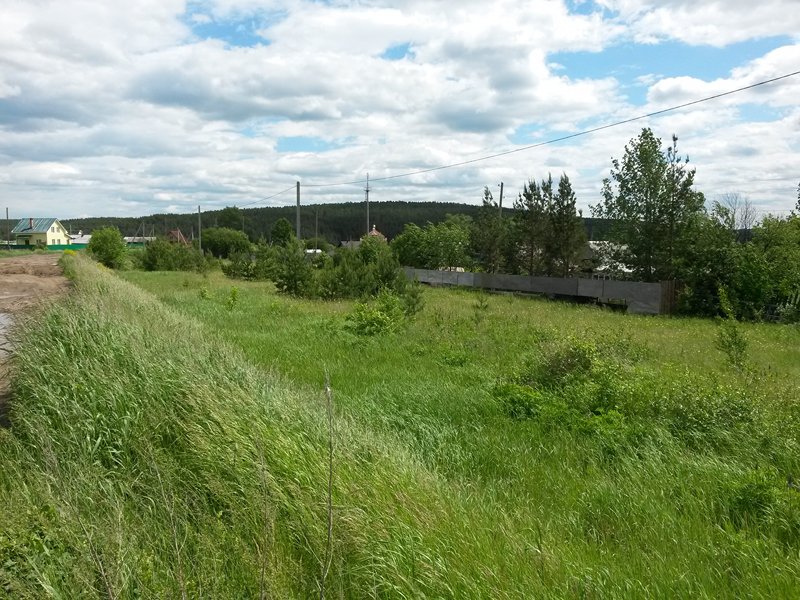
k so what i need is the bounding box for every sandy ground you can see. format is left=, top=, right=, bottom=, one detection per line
left=0, top=253, right=70, bottom=426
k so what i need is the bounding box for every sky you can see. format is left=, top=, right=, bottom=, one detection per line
left=0, top=0, right=798, bottom=221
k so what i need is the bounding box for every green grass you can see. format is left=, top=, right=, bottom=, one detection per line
left=1, top=258, right=798, bottom=598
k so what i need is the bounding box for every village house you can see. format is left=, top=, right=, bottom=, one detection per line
left=11, top=218, right=71, bottom=247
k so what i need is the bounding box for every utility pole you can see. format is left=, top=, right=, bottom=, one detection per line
left=498, top=182, right=504, bottom=219
left=315, top=209, right=319, bottom=252
left=197, top=205, right=202, bottom=253
left=5, top=208, right=10, bottom=249
left=365, top=173, right=370, bottom=235
left=296, top=181, right=301, bottom=239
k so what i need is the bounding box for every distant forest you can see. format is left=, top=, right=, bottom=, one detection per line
left=2, top=201, right=612, bottom=244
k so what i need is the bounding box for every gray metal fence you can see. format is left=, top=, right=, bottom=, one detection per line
left=404, top=268, right=671, bottom=315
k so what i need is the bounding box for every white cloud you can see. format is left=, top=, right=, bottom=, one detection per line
left=0, top=0, right=798, bottom=221
left=600, top=0, right=800, bottom=46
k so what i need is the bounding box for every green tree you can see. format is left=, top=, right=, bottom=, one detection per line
left=391, top=223, right=427, bottom=268
left=514, top=177, right=549, bottom=275
left=391, top=216, right=472, bottom=270
left=87, top=227, right=127, bottom=269
left=273, top=239, right=313, bottom=296
left=676, top=204, right=740, bottom=316
left=271, top=218, right=295, bottom=247
left=592, top=129, right=705, bottom=281
left=202, top=227, right=251, bottom=258
left=546, top=174, right=586, bottom=277
left=217, top=206, right=243, bottom=230
left=472, top=187, right=513, bottom=273
left=752, top=214, right=800, bottom=310
left=432, top=215, right=472, bottom=270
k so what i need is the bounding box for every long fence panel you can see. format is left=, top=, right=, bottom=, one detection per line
left=404, top=268, right=668, bottom=315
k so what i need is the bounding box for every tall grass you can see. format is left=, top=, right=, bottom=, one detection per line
left=122, top=269, right=800, bottom=597
left=1, top=258, right=798, bottom=597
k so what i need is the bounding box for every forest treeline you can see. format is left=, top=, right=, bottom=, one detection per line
left=1, top=202, right=613, bottom=245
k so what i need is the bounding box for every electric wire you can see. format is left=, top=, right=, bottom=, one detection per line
left=302, top=69, right=800, bottom=189
left=238, top=184, right=296, bottom=208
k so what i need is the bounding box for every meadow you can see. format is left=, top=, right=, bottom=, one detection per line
left=1, top=256, right=798, bottom=598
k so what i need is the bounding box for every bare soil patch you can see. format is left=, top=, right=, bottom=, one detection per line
left=0, top=253, right=70, bottom=426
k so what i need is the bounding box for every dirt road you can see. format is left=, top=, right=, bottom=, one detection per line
left=0, top=253, right=70, bottom=426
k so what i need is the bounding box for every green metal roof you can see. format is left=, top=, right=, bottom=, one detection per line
left=11, top=218, right=59, bottom=235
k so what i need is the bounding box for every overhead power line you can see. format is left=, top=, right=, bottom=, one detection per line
left=238, top=184, right=296, bottom=208
left=302, top=69, right=800, bottom=189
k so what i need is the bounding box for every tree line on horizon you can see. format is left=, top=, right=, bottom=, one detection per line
left=0, top=201, right=613, bottom=247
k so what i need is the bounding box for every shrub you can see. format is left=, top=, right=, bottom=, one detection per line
left=716, top=319, right=748, bottom=371
left=226, top=286, right=239, bottom=310
left=141, top=239, right=206, bottom=272
left=273, top=240, right=314, bottom=297
left=202, top=228, right=251, bottom=259
left=222, top=252, right=256, bottom=280
left=719, top=470, right=779, bottom=530
left=344, top=289, right=406, bottom=336
left=86, top=227, right=127, bottom=269
left=513, top=337, right=598, bottom=389
left=493, top=383, right=544, bottom=420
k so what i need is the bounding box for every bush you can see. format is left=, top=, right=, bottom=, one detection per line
left=344, top=289, right=406, bottom=336
left=87, top=227, right=127, bottom=269
left=222, top=252, right=256, bottom=280
left=141, top=239, right=207, bottom=272
left=273, top=240, right=314, bottom=297
left=202, top=227, right=251, bottom=259
left=493, top=383, right=545, bottom=420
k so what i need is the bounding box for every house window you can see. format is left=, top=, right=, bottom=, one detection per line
left=51, top=226, right=55, bottom=232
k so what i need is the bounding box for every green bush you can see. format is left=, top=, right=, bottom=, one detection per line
left=86, top=227, right=127, bottom=269
left=222, top=252, right=256, bottom=280
left=202, top=227, right=251, bottom=259
left=493, top=383, right=545, bottom=420
left=273, top=240, right=314, bottom=297
left=141, top=239, right=207, bottom=272
left=344, top=289, right=406, bottom=336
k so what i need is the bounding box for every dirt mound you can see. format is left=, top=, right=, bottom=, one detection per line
left=0, top=253, right=70, bottom=426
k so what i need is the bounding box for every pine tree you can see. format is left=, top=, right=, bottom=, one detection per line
left=514, top=177, right=550, bottom=275
left=546, top=174, right=586, bottom=277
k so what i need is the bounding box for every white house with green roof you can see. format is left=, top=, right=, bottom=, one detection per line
left=11, top=218, right=71, bottom=247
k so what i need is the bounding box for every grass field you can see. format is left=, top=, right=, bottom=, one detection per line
left=1, top=257, right=798, bottom=598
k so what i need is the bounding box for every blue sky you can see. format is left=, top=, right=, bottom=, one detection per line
left=0, top=0, right=798, bottom=219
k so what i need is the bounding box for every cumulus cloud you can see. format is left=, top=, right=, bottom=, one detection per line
left=599, top=0, right=800, bottom=46
left=0, top=0, right=798, bottom=220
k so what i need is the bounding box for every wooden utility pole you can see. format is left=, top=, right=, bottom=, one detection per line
left=5, top=208, right=10, bottom=249
left=197, top=205, right=202, bottom=253
left=498, top=182, right=504, bottom=218
left=296, top=181, right=301, bottom=238
left=365, top=173, right=370, bottom=235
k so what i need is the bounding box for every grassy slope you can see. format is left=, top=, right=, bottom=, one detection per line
left=0, top=258, right=798, bottom=597
left=122, top=269, right=800, bottom=598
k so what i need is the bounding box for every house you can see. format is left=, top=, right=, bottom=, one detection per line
left=70, top=231, right=92, bottom=247
left=11, top=218, right=71, bottom=247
